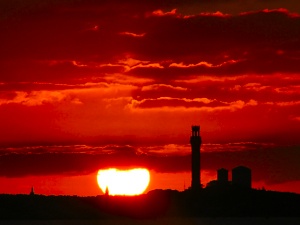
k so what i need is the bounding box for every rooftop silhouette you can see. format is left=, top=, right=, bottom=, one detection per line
left=189, top=125, right=253, bottom=192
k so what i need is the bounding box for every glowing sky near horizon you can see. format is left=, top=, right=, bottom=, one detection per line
left=0, top=0, right=299, bottom=195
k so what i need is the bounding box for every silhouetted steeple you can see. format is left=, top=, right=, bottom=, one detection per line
left=30, top=186, right=35, bottom=196
left=105, top=186, right=109, bottom=196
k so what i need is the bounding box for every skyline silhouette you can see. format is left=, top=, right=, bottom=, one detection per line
left=0, top=124, right=295, bottom=196
left=0, top=130, right=299, bottom=220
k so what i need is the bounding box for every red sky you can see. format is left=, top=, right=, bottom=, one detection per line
left=0, top=0, right=300, bottom=195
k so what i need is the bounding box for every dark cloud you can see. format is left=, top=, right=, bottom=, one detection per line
left=2, top=0, right=299, bottom=19
left=0, top=144, right=299, bottom=185
left=1, top=5, right=299, bottom=83
left=131, top=74, right=300, bottom=104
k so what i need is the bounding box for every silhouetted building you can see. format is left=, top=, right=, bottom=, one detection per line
left=206, top=180, right=218, bottom=188
left=206, top=168, right=229, bottom=189
left=190, top=125, right=202, bottom=190
left=232, top=166, right=251, bottom=189
left=217, top=168, right=229, bottom=184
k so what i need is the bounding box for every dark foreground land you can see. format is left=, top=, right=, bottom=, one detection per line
left=0, top=188, right=299, bottom=220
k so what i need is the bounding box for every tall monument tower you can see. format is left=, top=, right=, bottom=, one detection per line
left=190, top=125, right=202, bottom=190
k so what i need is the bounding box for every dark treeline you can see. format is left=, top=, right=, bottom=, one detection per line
left=0, top=189, right=299, bottom=219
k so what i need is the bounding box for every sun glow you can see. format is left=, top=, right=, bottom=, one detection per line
left=97, top=168, right=150, bottom=196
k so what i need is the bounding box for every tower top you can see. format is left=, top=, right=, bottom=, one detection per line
left=192, top=126, right=200, bottom=132
left=191, top=125, right=200, bottom=137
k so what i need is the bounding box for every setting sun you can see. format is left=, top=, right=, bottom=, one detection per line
left=97, top=168, right=150, bottom=196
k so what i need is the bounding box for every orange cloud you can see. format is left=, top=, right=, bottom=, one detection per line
left=273, top=101, right=300, bottom=107
left=0, top=82, right=139, bottom=107
left=126, top=63, right=164, bottom=72
left=141, top=84, right=187, bottom=92
left=150, top=9, right=230, bottom=19
left=127, top=97, right=257, bottom=112
left=199, top=11, right=230, bottom=17
left=169, top=59, right=240, bottom=68
left=240, top=8, right=300, bottom=18
left=119, top=32, right=146, bottom=37
left=66, top=57, right=165, bottom=73
left=243, top=83, right=269, bottom=91
left=102, top=74, right=153, bottom=84
left=275, top=85, right=300, bottom=94
left=151, top=9, right=177, bottom=17
left=0, top=91, right=69, bottom=106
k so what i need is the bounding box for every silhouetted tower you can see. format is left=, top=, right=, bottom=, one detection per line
left=217, top=168, right=229, bottom=184
left=232, top=166, right=251, bottom=189
left=190, top=125, right=202, bottom=190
